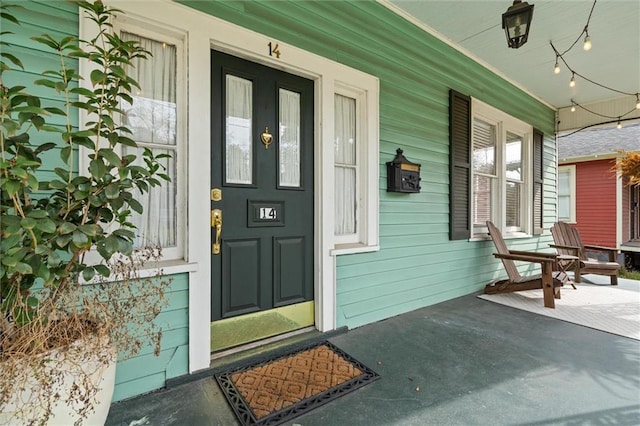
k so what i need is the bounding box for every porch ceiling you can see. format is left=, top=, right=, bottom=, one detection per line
left=385, top=0, right=640, bottom=126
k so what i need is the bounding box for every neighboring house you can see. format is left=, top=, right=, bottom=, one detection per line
left=7, top=1, right=560, bottom=401
left=558, top=122, right=640, bottom=266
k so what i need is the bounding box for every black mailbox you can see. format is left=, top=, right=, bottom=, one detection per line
left=386, top=148, right=421, bottom=193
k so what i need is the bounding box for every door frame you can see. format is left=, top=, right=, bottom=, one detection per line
left=108, top=0, right=379, bottom=374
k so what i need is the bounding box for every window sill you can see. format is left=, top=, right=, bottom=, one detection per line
left=80, top=260, right=198, bottom=284
left=470, top=233, right=532, bottom=242
left=331, top=244, right=380, bottom=256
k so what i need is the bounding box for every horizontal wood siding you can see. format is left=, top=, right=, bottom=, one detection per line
left=4, top=1, right=80, bottom=179
left=179, top=0, right=557, bottom=328
left=112, top=273, right=189, bottom=401
left=575, top=160, right=618, bottom=247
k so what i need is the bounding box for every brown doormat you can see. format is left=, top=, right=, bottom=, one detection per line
left=215, top=341, right=379, bottom=425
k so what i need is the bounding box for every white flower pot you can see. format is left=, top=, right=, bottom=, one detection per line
left=0, top=336, right=116, bottom=425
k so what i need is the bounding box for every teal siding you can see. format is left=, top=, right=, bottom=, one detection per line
left=112, top=273, right=189, bottom=401
left=4, top=1, right=80, bottom=178
left=179, top=0, right=558, bottom=328
left=6, top=2, right=190, bottom=402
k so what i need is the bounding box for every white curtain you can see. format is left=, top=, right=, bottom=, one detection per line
left=334, top=95, right=357, bottom=235
left=226, top=75, right=253, bottom=184
left=279, top=89, right=301, bottom=187
left=121, top=32, right=177, bottom=248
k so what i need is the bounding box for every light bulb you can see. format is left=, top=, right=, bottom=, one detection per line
left=553, top=61, right=560, bottom=74
left=617, top=119, right=622, bottom=129
left=569, top=74, right=576, bottom=88
left=583, top=35, right=592, bottom=51
left=636, top=95, right=640, bottom=109
left=571, top=105, right=576, bottom=112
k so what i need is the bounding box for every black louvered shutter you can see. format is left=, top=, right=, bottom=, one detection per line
left=449, top=90, right=471, bottom=240
left=532, top=128, right=544, bottom=235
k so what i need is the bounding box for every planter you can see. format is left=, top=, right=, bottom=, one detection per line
left=0, top=336, right=116, bottom=425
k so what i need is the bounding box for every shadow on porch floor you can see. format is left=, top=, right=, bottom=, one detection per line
left=106, top=276, right=640, bottom=426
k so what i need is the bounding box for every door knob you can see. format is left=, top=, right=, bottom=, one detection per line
left=211, top=209, right=222, bottom=254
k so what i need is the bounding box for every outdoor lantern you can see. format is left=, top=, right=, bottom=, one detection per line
left=502, top=0, right=534, bottom=49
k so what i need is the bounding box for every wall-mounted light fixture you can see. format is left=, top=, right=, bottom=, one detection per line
left=502, top=0, right=534, bottom=49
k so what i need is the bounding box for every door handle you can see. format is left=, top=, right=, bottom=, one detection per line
left=211, top=209, right=222, bottom=255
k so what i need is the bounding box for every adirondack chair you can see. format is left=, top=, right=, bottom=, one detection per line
left=550, top=221, right=620, bottom=285
left=484, top=221, right=568, bottom=308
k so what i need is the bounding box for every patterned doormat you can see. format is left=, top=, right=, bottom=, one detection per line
left=215, top=341, right=379, bottom=425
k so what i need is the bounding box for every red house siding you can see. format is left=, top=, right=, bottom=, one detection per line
left=574, top=159, right=617, bottom=247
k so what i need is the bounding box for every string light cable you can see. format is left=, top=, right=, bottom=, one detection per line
left=549, top=0, right=640, bottom=126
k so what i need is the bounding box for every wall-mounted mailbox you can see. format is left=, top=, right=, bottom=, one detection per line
left=386, top=148, right=421, bottom=193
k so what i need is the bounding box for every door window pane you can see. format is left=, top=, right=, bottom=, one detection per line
left=334, top=94, right=357, bottom=235
left=279, top=89, right=301, bottom=187
left=226, top=75, right=253, bottom=185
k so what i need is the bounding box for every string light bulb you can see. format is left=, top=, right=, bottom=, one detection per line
left=553, top=57, right=561, bottom=74
left=571, top=104, right=576, bottom=112
left=636, top=94, right=640, bottom=109
left=616, top=119, right=622, bottom=129
left=569, top=73, right=576, bottom=88
left=583, top=31, right=592, bottom=51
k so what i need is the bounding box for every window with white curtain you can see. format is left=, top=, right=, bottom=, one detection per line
left=334, top=94, right=358, bottom=238
left=558, top=165, right=576, bottom=222
left=117, top=29, right=184, bottom=260
left=471, top=100, right=532, bottom=238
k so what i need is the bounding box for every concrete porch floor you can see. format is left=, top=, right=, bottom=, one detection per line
left=106, top=276, right=640, bottom=426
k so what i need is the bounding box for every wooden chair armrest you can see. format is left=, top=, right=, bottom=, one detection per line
left=509, top=250, right=557, bottom=258
left=549, top=243, right=580, bottom=250
left=583, top=244, right=618, bottom=262
left=494, top=253, right=555, bottom=265
left=556, top=254, right=579, bottom=261
left=583, top=244, right=617, bottom=253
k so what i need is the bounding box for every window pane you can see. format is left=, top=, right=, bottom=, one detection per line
left=335, top=94, right=357, bottom=236
left=335, top=166, right=356, bottom=235
left=506, top=132, right=522, bottom=181
left=558, top=169, right=570, bottom=196
left=473, top=119, right=496, bottom=175
left=558, top=169, right=571, bottom=220
left=473, top=174, right=493, bottom=227
left=121, top=32, right=177, bottom=249
left=122, top=32, right=177, bottom=147
left=506, top=181, right=521, bottom=228
left=335, top=95, right=356, bottom=165
left=558, top=196, right=570, bottom=220
left=226, top=75, right=253, bottom=185
left=279, top=89, right=301, bottom=187
left=125, top=147, right=177, bottom=248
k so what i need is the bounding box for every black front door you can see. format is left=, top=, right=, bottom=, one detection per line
left=210, top=50, right=314, bottom=322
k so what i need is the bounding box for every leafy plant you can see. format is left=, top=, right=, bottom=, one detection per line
left=616, top=150, right=640, bottom=185
left=1, top=1, right=172, bottom=424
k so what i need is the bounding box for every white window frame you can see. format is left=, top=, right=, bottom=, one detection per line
left=558, top=164, right=577, bottom=223
left=79, top=13, right=188, bottom=265
left=96, top=0, right=379, bottom=374
left=333, top=86, right=365, bottom=246
left=471, top=99, right=532, bottom=238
